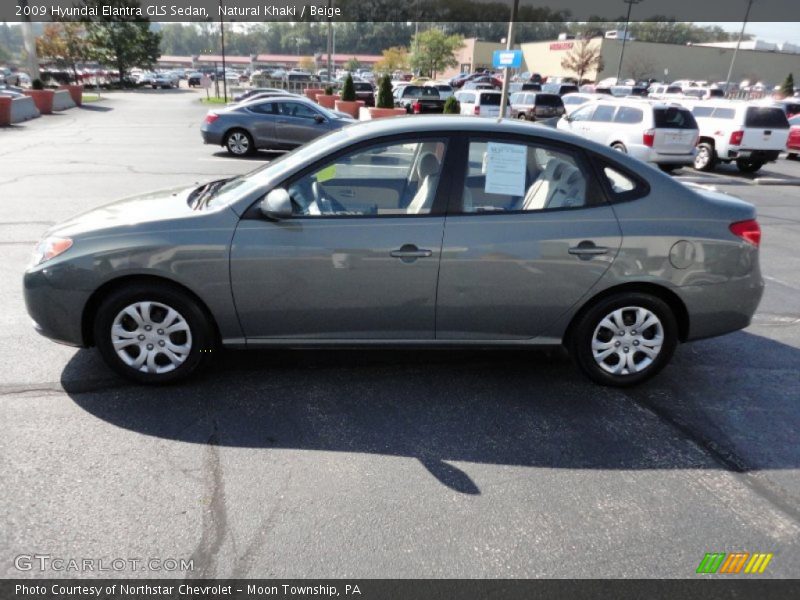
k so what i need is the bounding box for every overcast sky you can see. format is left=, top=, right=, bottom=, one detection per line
left=698, top=22, right=800, bottom=45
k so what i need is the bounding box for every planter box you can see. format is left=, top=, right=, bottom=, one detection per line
left=0, top=97, right=11, bottom=126
left=52, top=90, right=76, bottom=111
left=316, top=94, right=340, bottom=109
left=10, top=96, right=40, bottom=123
left=304, top=88, right=324, bottom=101
left=23, top=90, right=55, bottom=115
left=334, top=99, right=365, bottom=119
left=59, top=84, right=84, bottom=106
left=365, top=107, right=408, bottom=120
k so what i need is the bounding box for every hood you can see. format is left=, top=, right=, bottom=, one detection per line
left=49, top=185, right=200, bottom=238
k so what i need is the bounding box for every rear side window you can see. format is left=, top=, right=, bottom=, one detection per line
left=479, top=93, right=502, bottom=106
left=591, top=105, right=617, bottom=122
left=745, top=107, right=790, bottom=129
left=711, top=107, right=735, bottom=119
left=460, top=93, right=475, bottom=103
left=614, top=107, right=643, bottom=124
left=692, top=106, right=714, bottom=118
left=654, top=107, right=697, bottom=129
left=510, top=92, right=524, bottom=104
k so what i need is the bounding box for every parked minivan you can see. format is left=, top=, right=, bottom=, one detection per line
left=542, top=82, right=579, bottom=96
left=558, top=99, right=699, bottom=171
left=682, top=100, right=790, bottom=172
left=455, top=90, right=509, bottom=118
left=509, top=92, right=565, bottom=121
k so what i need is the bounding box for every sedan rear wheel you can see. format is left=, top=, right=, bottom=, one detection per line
left=225, top=129, right=254, bottom=156
left=571, top=293, right=677, bottom=386
left=94, top=283, right=215, bottom=384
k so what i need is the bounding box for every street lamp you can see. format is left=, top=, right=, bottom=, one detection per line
left=724, top=0, right=756, bottom=93
left=615, top=0, right=642, bottom=84
left=219, top=0, right=227, bottom=102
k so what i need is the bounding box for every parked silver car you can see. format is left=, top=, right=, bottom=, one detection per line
left=24, top=116, right=764, bottom=386
left=201, top=96, right=354, bottom=156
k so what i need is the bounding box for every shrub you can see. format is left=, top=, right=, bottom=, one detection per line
left=324, top=85, right=334, bottom=96
left=341, top=74, right=356, bottom=101
left=377, top=75, right=394, bottom=109
left=780, top=73, right=794, bottom=98
left=443, top=96, right=460, bottom=114
left=32, top=78, right=44, bottom=90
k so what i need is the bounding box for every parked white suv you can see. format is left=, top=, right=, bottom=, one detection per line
left=454, top=90, right=509, bottom=118
left=681, top=100, right=790, bottom=173
left=557, top=99, right=698, bottom=171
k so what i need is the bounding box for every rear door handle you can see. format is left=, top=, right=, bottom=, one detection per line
left=569, top=242, right=609, bottom=259
left=391, top=244, right=433, bottom=262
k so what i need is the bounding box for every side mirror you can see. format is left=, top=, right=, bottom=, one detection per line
left=259, top=188, right=292, bottom=220
left=314, top=114, right=325, bottom=124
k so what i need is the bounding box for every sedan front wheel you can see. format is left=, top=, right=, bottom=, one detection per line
left=93, top=283, right=215, bottom=384
left=571, top=293, right=677, bottom=387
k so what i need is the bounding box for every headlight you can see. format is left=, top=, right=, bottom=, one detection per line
left=31, top=236, right=73, bottom=267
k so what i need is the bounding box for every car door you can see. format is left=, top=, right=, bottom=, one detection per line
left=436, top=135, right=622, bottom=340
left=587, top=103, right=618, bottom=145
left=561, top=103, right=594, bottom=136
left=229, top=135, right=455, bottom=341
left=241, top=101, right=277, bottom=147
left=273, top=101, right=329, bottom=147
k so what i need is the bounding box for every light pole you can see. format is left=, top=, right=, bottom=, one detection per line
left=326, top=0, right=333, bottom=81
left=724, top=0, right=755, bottom=94
left=615, top=0, right=642, bottom=84
left=219, top=0, right=227, bottom=102
left=498, top=0, right=519, bottom=120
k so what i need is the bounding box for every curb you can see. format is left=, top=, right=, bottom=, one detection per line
left=753, top=177, right=800, bottom=186
left=676, top=175, right=800, bottom=187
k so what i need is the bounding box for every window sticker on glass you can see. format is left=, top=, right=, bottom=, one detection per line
left=484, top=142, right=527, bottom=197
left=315, top=164, right=337, bottom=183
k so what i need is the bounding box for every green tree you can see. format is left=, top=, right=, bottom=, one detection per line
left=83, top=0, right=161, bottom=83
left=410, top=29, right=463, bottom=79
left=344, top=57, right=361, bottom=72
left=443, top=96, right=460, bottom=114
left=373, top=46, right=409, bottom=75
left=341, top=73, right=356, bottom=101
left=376, top=74, right=394, bottom=109
left=781, top=73, right=795, bottom=98
left=36, top=23, right=89, bottom=83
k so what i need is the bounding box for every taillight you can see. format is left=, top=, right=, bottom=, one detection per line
left=729, top=219, right=761, bottom=247
left=204, top=113, right=219, bottom=125
left=412, top=101, right=422, bottom=114
left=729, top=130, right=744, bottom=146
left=474, top=105, right=480, bottom=115
left=642, top=129, right=655, bottom=147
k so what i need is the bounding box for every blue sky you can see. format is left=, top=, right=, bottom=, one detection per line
left=697, top=22, right=800, bottom=45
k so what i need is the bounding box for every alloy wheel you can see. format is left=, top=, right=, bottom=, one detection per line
left=227, top=132, right=250, bottom=155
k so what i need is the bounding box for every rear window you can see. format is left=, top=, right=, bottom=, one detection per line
left=654, top=107, right=697, bottom=129
left=353, top=83, right=372, bottom=91
left=745, top=107, right=790, bottom=129
left=560, top=85, right=579, bottom=95
left=479, top=93, right=502, bottom=106
left=535, top=94, right=563, bottom=107
left=666, top=86, right=682, bottom=94
left=711, top=107, right=735, bottom=119
left=614, top=106, right=643, bottom=124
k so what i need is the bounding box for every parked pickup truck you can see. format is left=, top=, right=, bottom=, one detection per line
left=394, top=85, right=445, bottom=114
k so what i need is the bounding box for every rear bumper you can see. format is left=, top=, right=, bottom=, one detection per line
left=201, top=128, right=223, bottom=145
left=630, top=146, right=696, bottom=165
left=678, top=276, right=764, bottom=341
left=726, top=149, right=781, bottom=161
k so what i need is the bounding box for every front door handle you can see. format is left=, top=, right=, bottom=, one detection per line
left=568, top=241, right=609, bottom=260
left=391, top=244, right=433, bottom=262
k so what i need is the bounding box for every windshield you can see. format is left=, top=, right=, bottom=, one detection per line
left=205, top=127, right=355, bottom=209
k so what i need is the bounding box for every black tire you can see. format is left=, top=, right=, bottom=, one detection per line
left=611, top=142, right=627, bottom=153
left=693, top=142, right=717, bottom=171
left=224, top=129, right=254, bottom=156
left=517, top=113, right=527, bottom=120
left=787, top=153, right=798, bottom=160
left=93, top=283, right=215, bottom=384
left=736, top=159, right=764, bottom=173
left=570, top=293, right=678, bottom=387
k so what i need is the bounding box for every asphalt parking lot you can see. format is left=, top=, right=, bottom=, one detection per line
left=1, top=90, right=799, bottom=579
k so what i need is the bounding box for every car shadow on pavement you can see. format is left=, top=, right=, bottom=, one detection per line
left=62, top=331, right=800, bottom=496
left=78, top=104, right=114, bottom=112
left=211, top=150, right=287, bottom=162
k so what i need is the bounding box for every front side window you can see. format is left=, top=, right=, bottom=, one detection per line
left=275, top=102, right=320, bottom=120
left=570, top=105, right=594, bottom=121
left=285, top=139, right=448, bottom=217
left=459, top=139, right=593, bottom=213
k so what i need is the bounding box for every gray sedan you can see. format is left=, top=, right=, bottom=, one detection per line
left=24, top=116, right=763, bottom=386
left=201, top=96, right=354, bottom=156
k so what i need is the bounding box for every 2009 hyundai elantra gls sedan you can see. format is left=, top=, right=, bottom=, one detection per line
left=24, top=116, right=763, bottom=386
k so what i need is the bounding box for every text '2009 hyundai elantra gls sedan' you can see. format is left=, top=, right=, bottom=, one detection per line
left=24, top=116, right=763, bottom=386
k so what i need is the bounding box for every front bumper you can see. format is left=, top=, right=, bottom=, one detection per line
left=24, top=267, right=91, bottom=347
